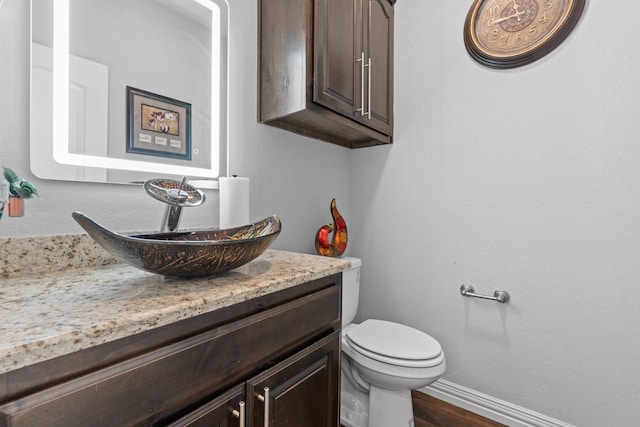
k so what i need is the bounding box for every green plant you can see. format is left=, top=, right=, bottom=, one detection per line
left=3, top=167, right=39, bottom=199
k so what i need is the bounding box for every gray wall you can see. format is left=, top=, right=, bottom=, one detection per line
left=350, top=1, right=640, bottom=426
left=2, top=0, right=639, bottom=426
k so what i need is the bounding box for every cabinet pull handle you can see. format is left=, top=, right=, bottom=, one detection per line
left=366, top=57, right=372, bottom=119
left=356, top=52, right=365, bottom=116
left=257, top=386, right=269, bottom=426
left=231, top=401, right=245, bottom=427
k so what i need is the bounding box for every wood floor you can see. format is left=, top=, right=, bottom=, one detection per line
left=341, top=390, right=506, bottom=427
left=412, top=390, right=506, bottom=427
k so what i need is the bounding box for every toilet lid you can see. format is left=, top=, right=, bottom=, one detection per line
left=346, top=319, right=442, bottom=363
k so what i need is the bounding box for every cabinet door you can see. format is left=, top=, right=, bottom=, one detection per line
left=168, top=384, right=245, bottom=427
left=362, top=0, right=394, bottom=135
left=315, top=0, right=393, bottom=136
left=247, top=331, right=340, bottom=427
left=314, top=0, right=359, bottom=118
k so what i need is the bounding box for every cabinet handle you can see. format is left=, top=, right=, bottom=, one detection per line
left=231, top=401, right=245, bottom=427
left=356, top=52, right=365, bottom=116
left=257, top=386, right=269, bottom=426
left=366, top=57, right=372, bottom=119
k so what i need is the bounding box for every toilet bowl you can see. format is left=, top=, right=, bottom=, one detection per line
left=340, top=258, right=446, bottom=427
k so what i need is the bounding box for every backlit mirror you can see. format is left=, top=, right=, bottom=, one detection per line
left=30, top=0, right=228, bottom=186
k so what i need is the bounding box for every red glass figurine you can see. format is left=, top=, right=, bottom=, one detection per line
left=315, top=198, right=347, bottom=257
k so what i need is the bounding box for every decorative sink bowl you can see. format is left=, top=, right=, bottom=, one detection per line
left=72, top=211, right=282, bottom=277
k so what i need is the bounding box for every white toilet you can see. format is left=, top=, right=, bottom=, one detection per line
left=340, top=257, right=446, bottom=427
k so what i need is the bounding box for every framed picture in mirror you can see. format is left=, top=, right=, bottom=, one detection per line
left=126, top=86, right=192, bottom=160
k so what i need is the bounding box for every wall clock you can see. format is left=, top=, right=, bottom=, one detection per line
left=464, top=0, right=585, bottom=69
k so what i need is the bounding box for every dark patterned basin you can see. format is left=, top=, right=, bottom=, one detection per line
left=72, top=211, right=281, bottom=277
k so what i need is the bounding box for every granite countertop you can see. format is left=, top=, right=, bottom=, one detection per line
left=0, top=242, right=350, bottom=375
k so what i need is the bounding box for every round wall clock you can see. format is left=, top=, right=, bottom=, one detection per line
left=464, top=0, right=585, bottom=69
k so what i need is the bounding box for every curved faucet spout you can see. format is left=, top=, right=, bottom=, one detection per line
left=161, top=205, right=184, bottom=233
left=144, top=177, right=205, bottom=232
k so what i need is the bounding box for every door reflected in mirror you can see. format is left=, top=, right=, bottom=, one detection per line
left=30, top=0, right=228, bottom=185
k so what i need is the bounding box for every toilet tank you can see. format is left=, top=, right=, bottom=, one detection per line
left=341, top=257, right=361, bottom=327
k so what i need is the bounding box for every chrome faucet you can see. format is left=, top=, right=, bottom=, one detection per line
left=144, top=176, right=205, bottom=232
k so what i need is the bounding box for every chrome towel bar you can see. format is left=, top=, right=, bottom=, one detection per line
left=460, top=284, right=510, bottom=304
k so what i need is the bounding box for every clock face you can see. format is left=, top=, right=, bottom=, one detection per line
left=464, top=0, right=585, bottom=68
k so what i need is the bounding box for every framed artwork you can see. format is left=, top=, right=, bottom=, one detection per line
left=126, top=86, right=192, bottom=160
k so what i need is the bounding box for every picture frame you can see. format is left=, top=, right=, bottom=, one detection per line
left=126, top=86, right=192, bottom=160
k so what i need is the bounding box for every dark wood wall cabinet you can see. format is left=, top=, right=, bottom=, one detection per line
left=258, top=0, right=395, bottom=149
left=0, top=275, right=341, bottom=427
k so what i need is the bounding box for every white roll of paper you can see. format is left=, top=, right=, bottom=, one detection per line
left=219, top=176, right=250, bottom=229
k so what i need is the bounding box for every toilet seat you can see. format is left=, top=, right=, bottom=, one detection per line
left=346, top=319, right=444, bottom=368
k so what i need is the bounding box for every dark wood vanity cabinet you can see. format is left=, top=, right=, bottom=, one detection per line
left=258, top=0, right=395, bottom=149
left=0, top=275, right=341, bottom=427
left=171, top=332, right=339, bottom=427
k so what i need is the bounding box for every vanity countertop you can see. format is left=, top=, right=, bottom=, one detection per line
left=0, top=249, right=350, bottom=375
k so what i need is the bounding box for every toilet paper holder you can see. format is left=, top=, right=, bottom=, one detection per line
left=460, top=284, right=510, bottom=304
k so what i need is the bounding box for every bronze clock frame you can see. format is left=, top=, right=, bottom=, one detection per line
left=464, top=0, right=585, bottom=69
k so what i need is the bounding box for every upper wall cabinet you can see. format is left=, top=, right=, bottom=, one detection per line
left=258, top=0, right=395, bottom=149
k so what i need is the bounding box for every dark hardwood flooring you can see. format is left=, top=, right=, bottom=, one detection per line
left=412, top=390, right=507, bottom=427
left=341, top=390, right=506, bottom=427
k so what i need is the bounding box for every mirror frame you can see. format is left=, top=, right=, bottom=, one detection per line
left=32, top=0, right=228, bottom=185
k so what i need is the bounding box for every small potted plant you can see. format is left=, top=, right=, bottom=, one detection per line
left=2, top=167, right=39, bottom=217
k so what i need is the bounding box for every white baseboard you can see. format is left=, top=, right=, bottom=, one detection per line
left=420, top=379, right=575, bottom=427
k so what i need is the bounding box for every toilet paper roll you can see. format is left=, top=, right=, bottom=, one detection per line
left=219, top=176, right=250, bottom=229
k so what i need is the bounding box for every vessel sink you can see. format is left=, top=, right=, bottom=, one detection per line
left=72, top=211, right=282, bottom=277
